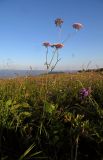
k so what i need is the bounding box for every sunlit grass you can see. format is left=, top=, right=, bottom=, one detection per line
left=0, top=71, right=103, bottom=160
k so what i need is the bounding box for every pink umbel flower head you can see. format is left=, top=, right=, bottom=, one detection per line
left=72, top=23, right=83, bottom=30
left=51, top=43, right=64, bottom=49
left=55, top=18, right=64, bottom=27
left=43, top=42, right=51, bottom=47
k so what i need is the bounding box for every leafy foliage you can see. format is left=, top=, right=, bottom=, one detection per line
left=0, top=72, right=103, bottom=159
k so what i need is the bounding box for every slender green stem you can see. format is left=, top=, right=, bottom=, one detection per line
left=48, top=48, right=57, bottom=69
left=50, top=58, right=61, bottom=72
left=62, top=31, right=77, bottom=44
left=74, top=135, right=79, bottom=160
left=46, top=48, right=48, bottom=66
left=50, top=49, right=61, bottom=72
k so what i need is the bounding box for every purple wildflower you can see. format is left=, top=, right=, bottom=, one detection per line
left=80, top=87, right=91, bottom=99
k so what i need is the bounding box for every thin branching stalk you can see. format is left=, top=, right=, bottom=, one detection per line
left=62, top=31, right=76, bottom=44
left=50, top=58, right=61, bottom=72
left=48, top=48, right=57, bottom=70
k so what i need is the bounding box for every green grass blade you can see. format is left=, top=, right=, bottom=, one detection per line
left=19, top=143, right=35, bottom=160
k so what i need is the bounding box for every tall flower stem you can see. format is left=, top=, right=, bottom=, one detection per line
left=62, top=31, right=76, bottom=44
left=50, top=49, right=61, bottom=72
left=45, top=47, right=48, bottom=68
left=48, top=48, right=57, bottom=70
left=74, top=135, right=79, bottom=160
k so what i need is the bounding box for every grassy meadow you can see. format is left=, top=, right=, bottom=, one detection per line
left=0, top=71, right=103, bottom=160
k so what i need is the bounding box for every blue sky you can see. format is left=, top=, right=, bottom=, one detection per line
left=0, top=0, right=103, bottom=70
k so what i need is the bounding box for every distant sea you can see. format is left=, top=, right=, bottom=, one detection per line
left=0, top=69, right=77, bottom=78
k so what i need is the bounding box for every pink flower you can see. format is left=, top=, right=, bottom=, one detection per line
left=51, top=43, right=64, bottom=49
left=43, top=42, right=51, bottom=47
left=79, top=87, right=91, bottom=99
left=55, top=18, right=64, bottom=27
left=72, top=23, right=83, bottom=30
